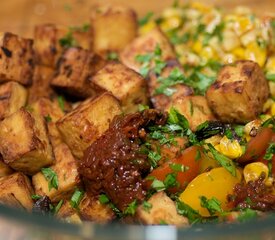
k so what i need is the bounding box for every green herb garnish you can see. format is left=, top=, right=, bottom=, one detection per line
left=41, top=167, right=58, bottom=191
left=70, top=189, right=84, bottom=209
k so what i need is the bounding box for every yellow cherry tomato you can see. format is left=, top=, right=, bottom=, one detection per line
left=179, top=167, right=242, bottom=217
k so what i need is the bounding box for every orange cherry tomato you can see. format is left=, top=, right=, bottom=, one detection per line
left=146, top=145, right=201, bottom=193
left=238, top=127, right=273, bottom=163
left=259, top=134, right=275, bottom=175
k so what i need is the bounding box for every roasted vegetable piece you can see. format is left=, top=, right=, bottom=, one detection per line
left=0, top=32, right=34, bottom=85
left=120, top=28, right=176, bottom=72
left=206, top=60, right=269, bottom=123
left=91, top=62, right=148, bottom=113
left=56, top=200, right=82, bottom=224
left=32, top=196, right=51, bottom=216
left=166, top=95, right=215, bottom=131
left=78, top=194, right=115, bottom=224
left=137, top=191, right=189, bottom=226
left=146, top=146, right=200, bottom=193
left=57, top=92, right=122, bottom=159
left=179, top=167, right=242, bottom=217
left=238, top=127, right=273, bottom=163
left=34, top=23, right=92, bottom=67
left=0, top=81, right=27, bottom=120
left=0, top=108, right=54, bottom=175
left=91, top=5, right=138, bottom=55
left=32, top=143, right=81, bottom=202
left=51, top=47, right=106, bottom=98
left=0, top=172, right=34, bottom=211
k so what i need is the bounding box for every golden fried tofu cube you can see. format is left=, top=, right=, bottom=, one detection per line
left=206, top=60, right=269, bottom=123
left=0, top=81, right=28, bottom=120
left=57, top=92, right=122, bottom=159
left=148, top=60, right=193, bottom=110
left=120, top=27, right=176, bottom=72
left=0, top=32, right=34, bottom=85
left=0, top=159, right=13, bottom=178
left=91, top=5, right=137, bottom=54
left=137, top=191, right=189, bottom=226
left=56, top=200, right=82, bottom=224
left=34, top=24, right=92, bottom=67
left=51, top=47, right=105, bottom=98
left=31, top=97, right=65, bottom=146
left=28, top=65, right=55, bottom=103
left=79, top=194, right=115, bottom=223
left=91, top=62, right=148, bottom=113
left=166, top=95, right=215, bottom=131
left=0, top=108, right=54, bottom=175
left=0, top=172, right=34, bottom=211
left=32, top=143, right=81, bottom=202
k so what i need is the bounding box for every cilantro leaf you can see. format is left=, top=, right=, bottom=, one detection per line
left=163, top=173, right=179, bottom=189
left=237, top=208, right=257, bottom=223
left=200, top=196, right=223, bottom=215
left=142, top=201, right=152, bottom=213
left=148, top=151, right=162, bottom=168
left=176, top=200, right=202, bottom=224
left=207, top=144, right=236, bottom=176
left=99, top=194, right=110, bottom=204
left=124, top=199, right=138, bottom=216
left=59, top=32, right=78, bottom=48
left=169, top=163, right=189, bottom=172
left=41, top=168, right=58, bottom=191
left=151, top=178, right=166, bottom=192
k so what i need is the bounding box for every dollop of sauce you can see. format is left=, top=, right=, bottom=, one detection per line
left=79, top=109, right=167, bottom=211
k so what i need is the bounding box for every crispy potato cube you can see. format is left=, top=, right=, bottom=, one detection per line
left=32, top=143, right=81, bottom=202
left=0, top=32, right=34, bottom=85
left=51, top=47, right=105, bottom=98
left=34, top=24, right=92, bottom=67
left=79, top=194, right=115, bottom=223
left=137, top=191, right=189, bottom=226
left=91, top=5, right=137, bottom=54
left=120, top=27, right=176, bottom=72
left=0, top=159, right=13, bottom=178
left=166, top=95, right=215, bottom=131
left=0, top=108, right=54, bottom=175
left=0, top=172, right=34, bottom=211
left=28, top=65, right=55, bottom=103
left=56, top=200, right=82, bottom=224
left=57, top=92, right=122, bottom=159
left=148, top=60, right=193, bottom=110
left=206, top=60, right=269, bottom=123
left=0, top=81, right=28, bottom=120
left=91, top=62, right=148, bottom=113
left=31, top=97, right=65, bottom=146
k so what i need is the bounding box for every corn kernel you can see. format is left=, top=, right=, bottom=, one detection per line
left=160, top=16, right=182, bottom=32
left=139, top=21, right=157, bottom=35
left=265, top=55, right=275, bottom=73
left=243, top=162, right=269, bottom=183
left=234, top=16, right=254, bottom=36
left=232, top=47, right=245, bottom=59
left=244, top=119, right=262, bottom=135
left=215, top=136, right=243, bottom=159
left=244, top=42, right=267, bottom=67
left=271, top=103, right=275, bottom=116
left=201, top=46, right=217, bottom=61
left=192, top=40, right=202, bottom=54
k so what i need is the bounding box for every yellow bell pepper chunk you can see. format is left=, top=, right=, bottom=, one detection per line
left=243, top=162, right=269, bottom=183
left=214, top=136, right=243, bottom=159
left=179, top=167, right=242, bottom=217
left=265, top=55, right=275, bottom=73
left=139, top=21, right=157, bottom=35
left=271, top=102, right=275, bottom=116
left=244, top=42, right=267, bottom=67
left=232, top=47, right=245, bottom=59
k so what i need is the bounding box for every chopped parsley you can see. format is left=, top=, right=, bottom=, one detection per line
left=57, top=96, right=65, bottom=112
left=138, top=104, right=150, bottom=111
left=176, top=200, right=202, bottom=224
left=99, top=194, right=110, bottom=204
left=44, top=114, right=52, bottom=123
left=41, top=167, right=58, bottom=191
left=207, top=144, right=236, bottom=176
left=200, top=196, right=223, bottom=215
left=59, top=31, right=78, bottom=48
left=124, top=200, right=138, bottom=216
left=70, top=189, right=84, bottom=209
left=163, top=173, right=179, bottom=189
left=169, top=163, right=189, bottom=172
left=31, top=194, right=42, bottom=200
left=107, top=52, right=119, bottom=61
left=237, top=208, right=257, bottom=223
left=142, top=201, right=152, bottom=213
left=150, top=178, right=166, bottom=192
left=148, top=150, right=162, bottom=168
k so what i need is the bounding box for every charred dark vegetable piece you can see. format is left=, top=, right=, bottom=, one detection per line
left=32, top=196, right=51, bottom=215
left=79, top=109, right=167, bottom=212
left=195, top=121, right=226, bottom=141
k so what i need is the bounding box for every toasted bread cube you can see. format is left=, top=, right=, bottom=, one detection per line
left=120, top=28, right=176, bottom=72
left=34, top=24, right=92, bottom=67
left=79, top=194, right=115, bottom=223
left=91, top=62, right=148, bottom=113
left=32, top=143, right=81, bottom=202
left=166, top=96, right=215, bottom=131
left=0, top=81, right=28, bottom=120
left=137, top=191, right=189, bottom=226
left=91, top=5, right=137, bottom=54
left=0, top=159, right=13, bottom=178
left=28, top=65, right=55, bottom=103
left=57, top=92, right=122, bottom=159
left=148, top=60, right=193, bottom=110
left=206, top=60, right=269, bottom=123
left=56, top=200, right=82, bottom=224
left=31, top=97, right=65, bottom=146
left=51, top=47, right=105, bottom=98
left=0, top=108, right=54, bottom=175
left=0, top=172, right=34, bottom=211
left=0, top=32, right=34, bottom=85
